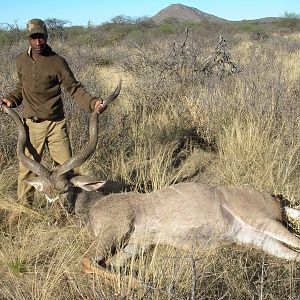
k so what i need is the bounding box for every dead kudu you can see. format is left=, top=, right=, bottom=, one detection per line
left=2, top=84, right=300, bottom=275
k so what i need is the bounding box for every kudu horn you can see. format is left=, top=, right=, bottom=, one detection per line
left=2, top=105, right=51, bottom=177
left=56, top=81, right=122, bottom=176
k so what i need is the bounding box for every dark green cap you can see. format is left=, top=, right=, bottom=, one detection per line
left=27, top=18, right=48, bottom=37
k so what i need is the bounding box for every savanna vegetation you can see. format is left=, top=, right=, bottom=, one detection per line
left=1, top=14, right=300, bottom=299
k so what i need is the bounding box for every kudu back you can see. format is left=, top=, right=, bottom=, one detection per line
left=3, top=85, right=300, bottom=271
left=82, top=182, right=300, bottom=269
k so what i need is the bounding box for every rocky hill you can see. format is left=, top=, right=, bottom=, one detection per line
left=151, top=4, right=229, bottom=24
left=150, top=4, right=282, bottom=24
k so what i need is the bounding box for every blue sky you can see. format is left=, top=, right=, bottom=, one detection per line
left=2, top=0, right=300, bottom=27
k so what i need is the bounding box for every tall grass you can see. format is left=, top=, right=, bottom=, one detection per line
left=1, top=223, right=299, bottom=299
left=1, top=29, right=300, bottom=298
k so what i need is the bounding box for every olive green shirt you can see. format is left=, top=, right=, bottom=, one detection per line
left=6, top=45, right=97, bottom=120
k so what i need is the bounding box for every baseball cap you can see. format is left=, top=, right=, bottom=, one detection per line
left=27, top=19, right=48, bottom=37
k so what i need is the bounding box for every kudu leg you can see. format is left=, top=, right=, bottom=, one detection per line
left=82, top=219, right=136, bottom=271
left=106, top=243, right=147, bottom=269
left=231, top=221, right=300, bottom=261
left=221, top=205, right=300, bottom=262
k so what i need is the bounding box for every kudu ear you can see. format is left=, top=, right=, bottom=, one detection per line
left=70, top=175, right=106, bottom=191
left=24, top=178, right=44, bottom=192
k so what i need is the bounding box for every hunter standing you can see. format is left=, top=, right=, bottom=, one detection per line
left=0, top=18, right=105, bottom=206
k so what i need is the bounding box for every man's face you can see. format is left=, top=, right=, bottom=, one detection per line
left=28, top=33, right=47, bottom=55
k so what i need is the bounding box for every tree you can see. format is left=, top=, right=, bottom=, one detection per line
left=284, top=11, right=300, bottom=19
left=281, top=11, right=300, bottom=31
left=44, top=18, right=69, bottom=40
left=110, top=15, right=134, bottom=25
left=0, top=20, right=24, bottom=45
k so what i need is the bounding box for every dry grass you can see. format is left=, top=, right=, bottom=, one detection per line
left=1, top=219, right=300, bottom=299
left=1, top=30, right=300, bottom=298
left=214, top=117, right=300, bottom=193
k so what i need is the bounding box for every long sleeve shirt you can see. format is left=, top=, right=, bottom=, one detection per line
left=6, top=45, right=97, bottom=120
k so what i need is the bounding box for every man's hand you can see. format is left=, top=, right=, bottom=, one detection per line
left=94, top=98, right=107, bottom=114
left=0, top=98, right=12, bottom=113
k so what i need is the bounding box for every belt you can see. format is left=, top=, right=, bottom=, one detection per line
left=25, top=116, right=64, bottom=123
left=31, top=116, right=44, bottom=123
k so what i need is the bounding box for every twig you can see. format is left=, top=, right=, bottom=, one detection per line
left=191, top=243, right=197, bottom=300
left=180, top=26, right=190, bottom=55
left=217, top=290, right=230, bottom=300
left=259, top=256, right=265, bottom=300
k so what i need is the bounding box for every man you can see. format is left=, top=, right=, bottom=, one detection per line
left=0, top=18, right=106, bottom=206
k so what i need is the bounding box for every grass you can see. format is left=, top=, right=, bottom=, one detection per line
left=1, top=26, right=300, bottom=298
left=8, top=257, right=27, bottom=275
left=214, top=117, right=300, bottom=191
left=1, top=221, right=300, bottom=299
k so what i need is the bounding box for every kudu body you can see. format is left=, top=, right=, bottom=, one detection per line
left=79, top=183, right=300, bottom=269
left=2, top=84, right=300, bottom=271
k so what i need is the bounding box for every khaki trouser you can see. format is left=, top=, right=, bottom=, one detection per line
left=17, top=118, right=72, bottom=205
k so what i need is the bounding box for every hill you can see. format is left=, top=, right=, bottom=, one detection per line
left=151, top=4, right=229, bottom=24
left=150, top=3, right=283, bottom=24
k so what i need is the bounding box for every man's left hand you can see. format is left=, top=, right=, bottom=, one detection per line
left=94, top=98, right=107, bottom=114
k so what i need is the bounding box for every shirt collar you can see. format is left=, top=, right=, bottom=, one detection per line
left=26, top=45, right=52, bottom=58
left=27, top=46, right=32, bottom=56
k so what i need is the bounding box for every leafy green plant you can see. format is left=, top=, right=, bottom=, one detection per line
left=8, top=257, right=27, bottom=275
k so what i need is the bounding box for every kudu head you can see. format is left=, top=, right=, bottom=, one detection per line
left=2, top=82, right=121, bottom=203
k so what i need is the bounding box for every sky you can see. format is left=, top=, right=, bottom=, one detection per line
left=1, top=0, right=300, bottom=28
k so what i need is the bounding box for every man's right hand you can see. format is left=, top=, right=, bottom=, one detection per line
left=0, top=98, right=12, bottom=113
